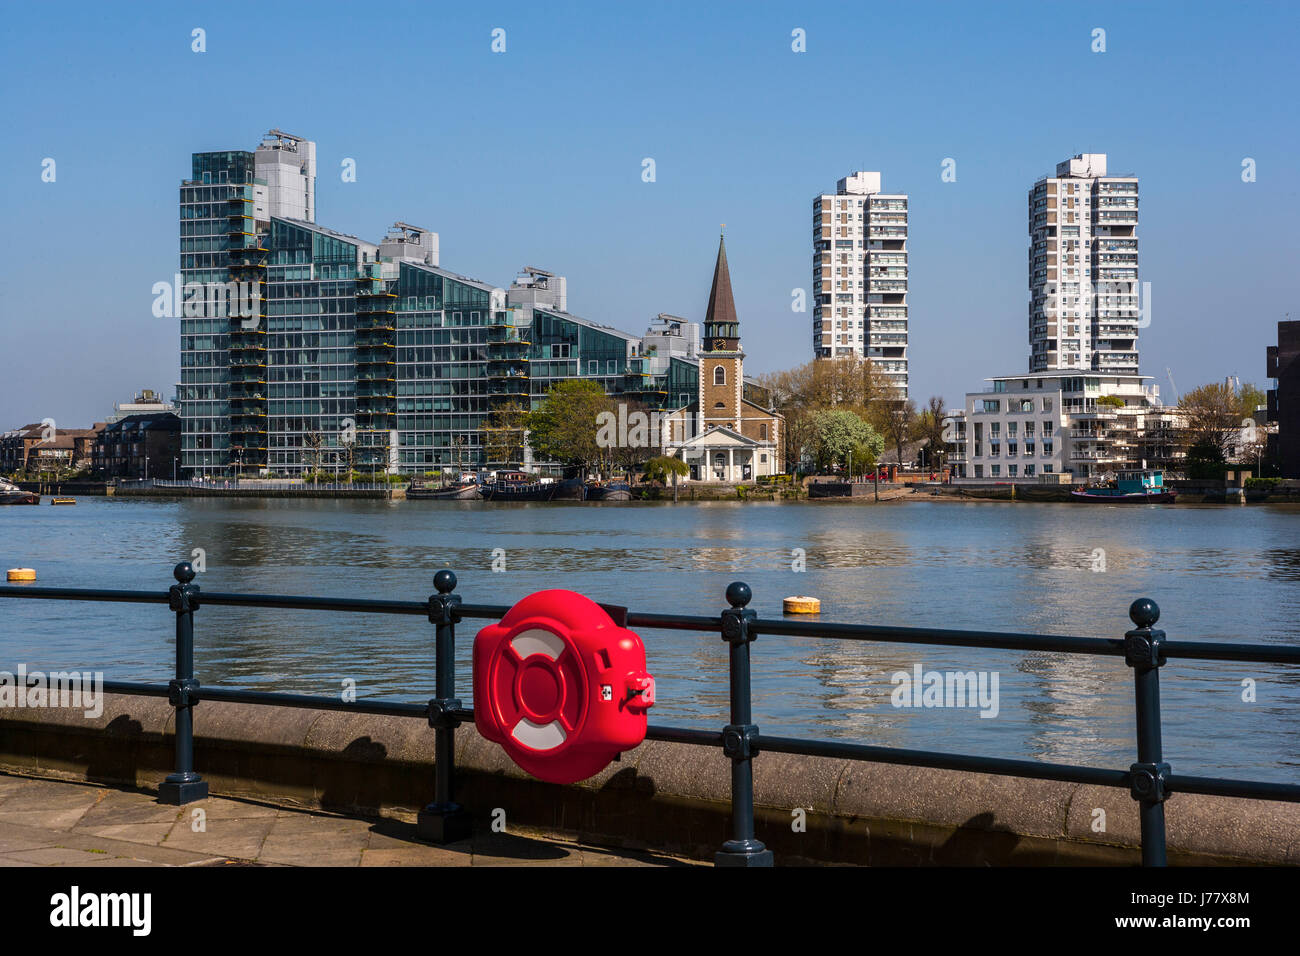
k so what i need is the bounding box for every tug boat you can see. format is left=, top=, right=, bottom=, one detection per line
left=1071, top=469, right=1177, bottom=503
left=0, top=479, right=40, bottom=505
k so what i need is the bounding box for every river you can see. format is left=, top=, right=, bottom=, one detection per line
left=2, top=495, right=1298, bottom=782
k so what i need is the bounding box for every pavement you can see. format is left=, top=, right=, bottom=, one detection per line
left=0, top=772, right=701, bottom=867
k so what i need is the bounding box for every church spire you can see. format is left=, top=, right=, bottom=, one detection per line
left=703, top=232, right=740, bottom=352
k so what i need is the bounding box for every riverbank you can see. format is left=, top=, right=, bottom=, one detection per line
left=13, top=477, right=1300, bottom=504
left=4, top=693, right=1295, bottom=865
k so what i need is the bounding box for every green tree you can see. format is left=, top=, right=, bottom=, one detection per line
left=755, top=356, right=891, bottom=469
left=644, top=454, right=689, bottom=501
left=526, top=380, right=616, bottom=476
left=1235, top=382, right=1267, bottom=420
left=810, top=409, right=883, bottom=473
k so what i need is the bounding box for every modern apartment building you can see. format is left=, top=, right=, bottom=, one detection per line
left=1028, top=154, right=1140, bottom=375
left=812, top=171, right=909, bottom=396
left=946, top=373, right=1181, bottom=481
left=176, top=131, right=734, bottom=477
left=179, top=130, right=318, bottom=474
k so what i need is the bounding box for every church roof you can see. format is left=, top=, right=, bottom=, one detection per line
left=704, top=235, right=738, bottom=331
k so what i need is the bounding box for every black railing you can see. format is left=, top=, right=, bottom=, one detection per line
left=3, top=563, right=1300, bottom=867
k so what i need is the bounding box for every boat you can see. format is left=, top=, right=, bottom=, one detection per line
left=0, top=479, right=40, bottom=505
left=586, top=480, right=631, bottom=501
left=552, top=477, right=586, bottom=501
left=50, top=497, right=77, bottom=505
left=1070, top=469, right=1177, bottom=503
left=407, top=480, right=481, bottom=500
left=484, top=470, right=556, bottom=502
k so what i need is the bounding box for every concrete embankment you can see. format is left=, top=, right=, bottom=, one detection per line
left=3, top=693, right=1295, bottom=865
left=111, top=484, right=402, bottom=500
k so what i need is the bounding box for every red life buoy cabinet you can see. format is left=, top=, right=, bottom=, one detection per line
left=473, top=590, right=655, bottom=784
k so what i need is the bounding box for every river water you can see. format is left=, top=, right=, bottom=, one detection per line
left=2, top=496, right=1298, bottom=782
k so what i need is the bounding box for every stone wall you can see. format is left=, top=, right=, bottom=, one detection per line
left=2, top=693, right=1296, bottom=865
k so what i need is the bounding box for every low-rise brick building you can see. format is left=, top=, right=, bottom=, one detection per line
left=95, top=413, right=181, bottom=478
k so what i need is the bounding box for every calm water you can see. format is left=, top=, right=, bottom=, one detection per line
left=2, top=496, right=1299, bottom=782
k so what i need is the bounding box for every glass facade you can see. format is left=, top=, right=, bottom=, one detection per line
left=178, top=153, right=706, bottom=477
left=178, top=151, right=259, bottom=473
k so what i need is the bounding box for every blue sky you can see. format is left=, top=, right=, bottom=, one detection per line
left=2, top=0, right=1297, bottom=426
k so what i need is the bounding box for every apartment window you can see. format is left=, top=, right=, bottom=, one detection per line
left=1009, top=465, right=1018, bottom=477
left=1043, top=442, right=1053, bottom=456
left=1044, top=465, right=1053, bottom=473
left=1025, top=464, right=1035, bottom=476
left=982, top=400, right=999, bottom=413
left=1007, top=422, right=1018, bottom=436
left=1044, top=398, right=1053, bottom=412
left=1020, top=400, right=1034, bottom=412
left=1024, top=421, right=1035, bottom=436
left=1025, top=442, right=1034, bottom=455
left=1042, top=420, right=1053, bottom=435
left=991, top=465, right=1001, bottom=477
left=974, top=465, right=983, bottom=478
left=1008, top=442, right=1017, bottom=455
left=713, top=365, right=726, bottom=386
left=990, top=422, right=1000, bottom=436
left=588, top=360, right=599, bottom=374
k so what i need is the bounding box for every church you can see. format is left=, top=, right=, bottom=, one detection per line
left=662, top=234, right=785, bottom=482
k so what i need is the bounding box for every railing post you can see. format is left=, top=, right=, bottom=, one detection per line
left=417, top=569, right=472, bottom=843
left=1124, top=597, right=1169, bottom=866
left=158, top=562, right=208, bottom=805
left=715, top=581, right=773, bottom=867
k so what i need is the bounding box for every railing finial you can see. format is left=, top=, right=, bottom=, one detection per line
left=433, top=569, right=457, bottom=594
left=174, top=561, right=196, bottom=584
left=725, top=581, right=751, bottom=609
left=1129, top=597, right=1159, bottom=629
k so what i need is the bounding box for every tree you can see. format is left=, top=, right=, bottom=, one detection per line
left=1236, top=383, right=1267, bottom=420
left=304, top=431, right=323, bottom=485
left=879, top=399, right=917, bottom=467
left=482, top=402, right=529, bottom=467
left=809, top=409, right=883, bottom=473
left=526, top=379, right=616, bottom=476
left=755, top=356, right=892, bottom=470
left=914, top=395, right=949, bottom=471
left=1179, top=383, right=1241, bottom=462
left=644, top=454, right=689, bottom=501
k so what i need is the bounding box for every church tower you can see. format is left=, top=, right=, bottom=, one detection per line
left=699, top=232, right=744, bottom=433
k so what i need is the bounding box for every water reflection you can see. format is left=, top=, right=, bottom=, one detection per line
left=1, top=496, right=1298, bottom=782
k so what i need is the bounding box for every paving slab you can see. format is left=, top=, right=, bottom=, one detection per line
left=0, top=772, right=703, bottom=867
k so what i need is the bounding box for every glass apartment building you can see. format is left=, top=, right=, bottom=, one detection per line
left=178, top=132, right=715, bottom=477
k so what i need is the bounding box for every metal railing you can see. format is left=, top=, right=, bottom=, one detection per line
left=3, top=564, right=1300, bottom=867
